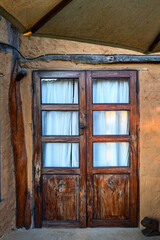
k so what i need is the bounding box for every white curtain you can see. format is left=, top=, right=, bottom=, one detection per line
left=42, top=143, right=79, bottom=167
left=41, top=79, right=79, bottom=167
left=93, top=79, right=129, bottom=167
left=93, top=142, right=129, bottom=167
left=93, top=78, right=129, bottom=103
left=42, top=111, right=78, bottom=135
left=42, top=78, right=78, bottom=104
left=93, top=111, right=129, bottom=135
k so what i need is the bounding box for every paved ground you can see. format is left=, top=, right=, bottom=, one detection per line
left=1, top=228, right=160, bottom=240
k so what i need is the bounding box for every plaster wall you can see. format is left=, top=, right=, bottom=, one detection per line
left=20, top=35, right=160, bottom=227
left=0, top=18, right=16, bottom=236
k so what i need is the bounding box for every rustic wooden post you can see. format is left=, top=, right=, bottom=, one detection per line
left=9, top=60, right=31, bottom=228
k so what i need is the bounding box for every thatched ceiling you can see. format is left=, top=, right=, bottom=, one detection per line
left=0, top=0, right=160, bottom=53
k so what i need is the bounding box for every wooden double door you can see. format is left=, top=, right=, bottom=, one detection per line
left=33, top=70, right=138, bottom=228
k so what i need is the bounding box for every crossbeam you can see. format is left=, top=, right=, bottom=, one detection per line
left=21, top=54, right=160, bottom=64
left=1, top=41, right=160, bottom=64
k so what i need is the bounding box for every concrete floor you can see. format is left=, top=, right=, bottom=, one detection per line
left=1, top=228, right=160, bottom=240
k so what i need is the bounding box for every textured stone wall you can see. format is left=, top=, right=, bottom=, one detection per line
left=20, top=35, right=160, bottom=227
left=0, top=18, right=16, bottom=236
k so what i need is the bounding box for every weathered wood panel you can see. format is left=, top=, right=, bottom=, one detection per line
left=92, top=104, right=131, bottom=111
left=20, top=54, right=160, bottom=64
left=128, top=71, right=139, bottom=226
left=43, top=175, right=80, bottom=220
left=93, top=174, right=130, bottom=220
left=42, top=167, right=81, bottom=175
left=33, top=70, right=138, bottom=228
left=32, top=71, right=42, bottom=227
left=41, top=105, right=79, bottom=111
left=24, top=191, right=31, bottom=229
left=86, top=70, right=138, bottom=227
left=9, top=60, right=31, bottom=228
left=78, top=71, right=87, bottom=227
left=92, top=136, right=130, bottom=142
left=41, top=136, right=80, bottom=143
left=33, top=70, right=87, bottom=228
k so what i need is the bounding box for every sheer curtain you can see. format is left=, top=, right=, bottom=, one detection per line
left=93, top=79, right=129, bottom=167
left=93, top=78, right=129, bottom=103
left=42, top=78, right=78, bottom=104
left=41, top=79, right=79, bottom=167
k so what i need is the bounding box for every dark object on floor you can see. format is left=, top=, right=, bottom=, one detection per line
left=141, top=217, right=160, bottom=237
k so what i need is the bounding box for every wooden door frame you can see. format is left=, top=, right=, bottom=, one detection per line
left=32, top=69, right=139, bottom=228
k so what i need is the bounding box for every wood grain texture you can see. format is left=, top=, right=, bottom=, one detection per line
left=20, top=54, right=160, bottom=64
left=93, top=174, right=129, bottom=220
left=9, top=60, right=31, bottom=228
left=91, top=168, right=130, bottom=175
left=24, top=191, right=32, bottom=229
left=33, top=70, right=87, bottom=228
left=43, top=175, right=80, bottom=221
left=42, top=167, right=81, bottom=175
left=33, top=70, right=138, bottom=228
left=41, top=136, right=80, bottom=143
left=86, top=70, right=138, bottom=227
left=33, top=71, right=42, bottom=227
left=41, top=104, right=79, bottom=111
left=92, top=136, right=130, bottom=142
left=92, top=104, right=131, bottom=111
left=128, top=71, right=139, bottom=226
left=86, top=71, right=93, bottom=226
left=37, top=70, right=81, bottom=79
left=79, top=71, right=87, bottom=227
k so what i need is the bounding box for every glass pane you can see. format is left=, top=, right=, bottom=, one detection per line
left=42, top=143, right=79, bottom=167
left=41, top=78, right=78, bottom=104
left=42, top=111, right=79, bottom=135
left=93, top=142, right=129, bottom=167
left=93, top=78, right=129, bottom=103
left=93, top=111, right=129, bottom=135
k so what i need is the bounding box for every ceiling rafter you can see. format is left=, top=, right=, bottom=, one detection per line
left=24, top=0, right=73, bottom=35
left=147, top=32, right=160, bottom=53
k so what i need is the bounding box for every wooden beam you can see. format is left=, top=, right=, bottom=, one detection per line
left=21, top=54, right=160, bottom=64
left=25, top=0, right=72, bottom=34
left=148, top=32, right=160, bottom=53
left=9, top=60, right=31, bottom=228
left=1, top=41, right=160, bottom=64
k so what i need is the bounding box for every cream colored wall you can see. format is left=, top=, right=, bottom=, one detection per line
left=0, top=18, right=16, bottom=236
left=20, top=35, right=160, bottom=227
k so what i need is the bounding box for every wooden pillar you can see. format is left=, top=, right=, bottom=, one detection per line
left=9, top=60, right=31, bottom=228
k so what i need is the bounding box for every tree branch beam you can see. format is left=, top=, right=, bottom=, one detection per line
left=9, top=60, right=31, bottom=229
left=21, top=54, right=160, bottom=64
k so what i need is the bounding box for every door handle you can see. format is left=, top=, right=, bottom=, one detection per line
left=80, top=122, right=87, bottom=135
